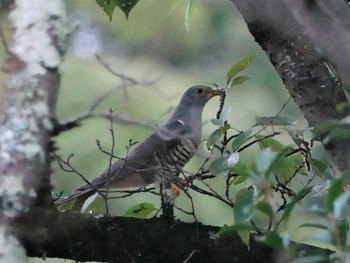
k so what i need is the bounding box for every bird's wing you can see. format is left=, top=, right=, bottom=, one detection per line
left=156, top=119, right=188, bottom=141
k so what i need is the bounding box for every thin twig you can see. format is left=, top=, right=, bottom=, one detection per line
left=95, top=54, right=138, bottom=84
left=178, top=188, right=198, bottom=223
left=106, top=187, right=158, bottom=199
left=103, top=110, right=116, bottom=215
left=55, top=112, right=155, bottom=135
left=225, top=174, right=233, bottom=201
left=238, top=132, right=280, bottom=152
left=53, top=152, right=107, bottom=199
left=182, top=250, right=199, bottom=263
left=189, top=183, right=234, bottom=207
left=254, top=96, right=292, bottom=134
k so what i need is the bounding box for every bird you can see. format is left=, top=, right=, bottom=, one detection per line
left=55, top=85, right=224, bottom=209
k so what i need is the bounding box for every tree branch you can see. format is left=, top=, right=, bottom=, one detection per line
left=16, top=209, right=274, bottom=263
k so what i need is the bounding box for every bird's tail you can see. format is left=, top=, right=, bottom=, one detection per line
left=54, top=188, right=96, bottom=211
left=55, top=174, right=110, bottom=210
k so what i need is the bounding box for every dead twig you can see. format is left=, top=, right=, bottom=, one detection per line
left=53, top=152, right=107, bottom=200
left=95, top=54, right=138, bottom=84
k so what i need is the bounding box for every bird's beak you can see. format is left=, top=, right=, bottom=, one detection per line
left=210, top=89, right=225, bottom=97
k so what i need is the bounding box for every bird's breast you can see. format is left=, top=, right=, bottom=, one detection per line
left=154, top=134, right=198, bottom=186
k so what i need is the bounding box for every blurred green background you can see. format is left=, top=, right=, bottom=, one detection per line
left=0, top=1, right=310, bottom=262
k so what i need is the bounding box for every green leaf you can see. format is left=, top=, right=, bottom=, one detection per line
left=218, top=223, right=255, bottom=236
left=256, top=135, right=284, bottom=152
left=237, top=229, right=251, bottom=249
left=232, top=174, right=250, bottom=185
left=220, top=122, right=231, bottom=133
left=209, top=157, right=229, bottom=177
left=206, top=128, right=222, bottom=149
left=281, top=187, right=311, bottom=221
left=96, top=0, right=117, bottom=21
left=230, top=163, right=250, bottom=184
left=229, top=76, right=250, bottom=87
left=327, top=176, right=345, bottom=212
left=226, top=55, right=255, bottom=83
left=256, top=136, right=306, bottom=179
left=299, top=223, right=328, bottom=230
left=231, top=129, right=256, bottom=152
left=96, top=0, right=139, bottom=20
left=185, top=0, right=196, bottom=32
left=337, top=219, right=348, bottom=249
left=256, top=231, right=284, bottom=249
left=42, top=251, right=47, bottom=260
left=230, top=163, right=249, bottom=175
left=328, top=127, right=350, bottom=140
left=212, top=106, right=232, bottom=126
left=265, top=144, right=304, bottom=179
left=117, top=0, right=139, bottom=19
left=256, top=148, right=277, bottom=174
left=336, top=102, right=349, bottom=113
left=312, top=180, right=331, bottom=196
left=333, top=191, right=350, bottom=219
left=254, top=116, right=297, bottom=126
left=255, top=201, right=274, bottom=219
left=234, top=188, right=255, bottom=223
left=311, top=158, right=328, bottom=175
left=211, top=118, right=222, bottom=126
left=219, top=106, right=232, bottom=124
left=124, top=202, right=157, bottom=218
left=227, top=152, right=240, bottom=167
left=313, top=119, right=338, bottom=137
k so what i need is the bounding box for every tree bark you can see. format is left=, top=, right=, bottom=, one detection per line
left=16, top=209, right=274, bottom=263
left=0, top=0, right=66, bottom=261
left=230, top=0, right=350, bottom=171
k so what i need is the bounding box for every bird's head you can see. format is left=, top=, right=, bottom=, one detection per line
left=167, top=85, right=225, bottom=131
left=180, top=85, right=225, bottom=107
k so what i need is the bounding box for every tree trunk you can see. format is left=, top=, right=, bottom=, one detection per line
left=0, top=0, right=66, bottom=260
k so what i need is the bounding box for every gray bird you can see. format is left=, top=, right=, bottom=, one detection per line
left=56, top=85, right=224, bottom=208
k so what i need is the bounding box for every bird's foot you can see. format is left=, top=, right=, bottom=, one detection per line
left=170, top=178, right=188, bottom=197
left=170, top=184, right=181, bottom=197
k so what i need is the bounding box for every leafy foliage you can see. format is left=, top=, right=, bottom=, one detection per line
left=209, top=156, right=231, bottom=178
left=256, top=231, right=287, bottom=250
left=297, top=176, right=350, bottom=262
left=96, top=0, right=139, bottom=20
left=229, top=163, right=249, bottom=184
left=226, top=55, right=255, bottom=88
left=199, top=57, right=350, bottom=262
left=254, top=116, right=297, bottom=126
left=233, top=188, right=255, bottom=223
left=257, top=136, right=306, bottom=180
left=231, top=129, right=256, bottom=152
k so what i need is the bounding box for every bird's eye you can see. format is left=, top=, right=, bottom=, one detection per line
left=197, top=88, right=204, bottom=94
